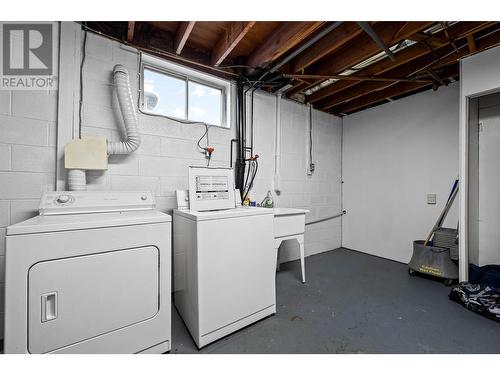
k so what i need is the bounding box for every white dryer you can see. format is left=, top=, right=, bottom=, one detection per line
left=3, top=191, right=171, bottom=354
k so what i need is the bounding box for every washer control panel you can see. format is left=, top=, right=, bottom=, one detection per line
left=39, top=191, right=155, bottom=215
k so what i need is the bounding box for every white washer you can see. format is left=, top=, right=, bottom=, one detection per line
left=173, top=206, right=276, bottom=348
left=3, top=191, right=172, bottom=354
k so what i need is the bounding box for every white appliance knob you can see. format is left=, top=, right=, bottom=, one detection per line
left=57, top=194, right=71, bottom=204
left=141, top=195, right=148, bottom=201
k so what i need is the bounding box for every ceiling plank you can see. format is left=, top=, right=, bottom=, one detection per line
left=127, top=21, right=135, bottom=43
left=308, top=21, right=496, bottom=104
left=308, top=43, right=434, bottom=103
left=246, top=21, right=325, bottom=68
left=316, top=46, right=456, bottom=110
left=308, top=22, right=434, bottom=76
left=291, top=21, right=434, bottom=99
left=357, top=21, right=396, bottom=61
left=285, top=81, right=308, bottom=98
left=331, top=64, right=459, bottom=115
left=174, top=21, right=196, bottom=55
left=334, top=82, right=431, bottom=115
left=211, top=22, right=256, bottom=66
left=290, top=22, right=364, bottom=72
left=467, top=34, right=477, bottom=53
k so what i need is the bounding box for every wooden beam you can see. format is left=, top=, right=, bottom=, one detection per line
left=408, top=31, right=448, bottom=46
left=127, top=21, right=135, bottom=43
left=286, top=81, right=308, bottom=98
left=332, top=81, right=431, bottom=115
left=293, top=22, right=434, bottom=99
left=211, top=22, right=255, bottom=66
left=308, top=42, right=434, bottom=103
left=308, top=22, right=434, bottom=76
left=308, top=21, right=496, bottom=104
left=246, top=21, right=325, bottom=68
left=290, top=22, right=364, bottom=72
left=174, top=21, right=196, bottom=55
left=284, top=73, right=432, bottom=83
left=467, top=34, right=477, bottom=53
left=316, top=46, right=456, bottom=110
left=330, top=64, right=459, bottom=115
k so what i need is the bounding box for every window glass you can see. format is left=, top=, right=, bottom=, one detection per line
left=188, top=81, right=222, bottom=126
left=143, top=68, right=186, bottom=119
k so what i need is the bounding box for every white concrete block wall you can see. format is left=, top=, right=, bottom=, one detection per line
left=0, top=88, right=58, bottom=339
left=240, top=91, right=343, bottom=262
left=0, top=28, right=343, bottom=339
left=80, top=32, right=343, bottom=261
left=80, top=33, right=235, bottom=215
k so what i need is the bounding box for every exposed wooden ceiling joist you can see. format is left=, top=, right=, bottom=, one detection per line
left=467, top=34, right=477, bottom=53
left=174, top=21, right=196, bottom=55
left=246, top=21, right=325, bottom=68
left=310, top=21, right=434, bottom=75
left=308, top=21, right=496, bottom=106
left=127, top=21, right=135, bottom=43
left=331, top=64, right=459, bottom=115
left=333, top=25, right=500, bottom=115
left=85, top=21, right=500, bottom=116
left=316, top=45, right=458, bottom=110
left=287, top=21, right=435, bottom=97
left=289, top=22, right=364, bottom=73
left=211, top=22, right=256, bottom=66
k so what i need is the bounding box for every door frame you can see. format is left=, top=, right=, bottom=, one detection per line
left=459, top=86, right=500, bottom=281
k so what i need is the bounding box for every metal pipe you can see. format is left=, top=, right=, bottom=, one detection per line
left=306, top=212, right=344, bottom=226
left=269, top=21, right=344, bottom=73
left=235, top=82, right=246, bottom=194
left=283, top=73, right=433, bottom=83
left=273, top=93, right=282, bottom=195
left=357, top=22, right=396, bottom=62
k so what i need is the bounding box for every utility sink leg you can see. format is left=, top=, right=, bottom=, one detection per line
left=299, top=240, right=305, bottom=283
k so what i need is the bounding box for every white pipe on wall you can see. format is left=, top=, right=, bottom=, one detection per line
left=67, top=65, right=142, bottom=191
left=107, top=64, right=142, bottom=155
left=274, top=93, right=282, bottom=194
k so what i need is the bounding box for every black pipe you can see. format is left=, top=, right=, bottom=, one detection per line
left=234, top=82, right=246, bottom=195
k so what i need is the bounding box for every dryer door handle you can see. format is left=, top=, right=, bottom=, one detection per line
left=41, top=292, right=58, bottom=323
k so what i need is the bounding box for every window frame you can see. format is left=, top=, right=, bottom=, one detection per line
left=140, top=53, right=233, bottom=128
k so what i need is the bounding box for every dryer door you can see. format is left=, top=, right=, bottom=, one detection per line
left=28, top=246, right=159, bottom=354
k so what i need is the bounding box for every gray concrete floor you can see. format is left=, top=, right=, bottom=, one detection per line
left=1, top=248, right=498, bottom=354
left=171, top=248, right=500, bottom=354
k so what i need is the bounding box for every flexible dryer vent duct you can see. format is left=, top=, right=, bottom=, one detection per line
left=66, top=65, right=141, bottom=191
left=107, top=64, right=141, bottom=155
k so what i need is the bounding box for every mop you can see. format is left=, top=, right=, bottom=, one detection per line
left=424, top=179, right=459, bottom=246
left=408, top=179, right=460, bottom=285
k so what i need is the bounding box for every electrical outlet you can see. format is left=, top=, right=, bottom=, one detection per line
left=427, top=193, right=436, bottom=205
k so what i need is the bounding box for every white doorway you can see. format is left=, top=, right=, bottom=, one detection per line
left=477, top=93, right=500, bottom=266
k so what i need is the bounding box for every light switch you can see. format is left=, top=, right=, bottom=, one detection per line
left=427, top=194, right=437, bottom=205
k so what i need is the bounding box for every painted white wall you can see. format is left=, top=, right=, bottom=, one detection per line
left=74, top=30, right=343, bottom=261
left=342, top=83, right=459, bottom=263
left=0, top=90, right=58, bottom=339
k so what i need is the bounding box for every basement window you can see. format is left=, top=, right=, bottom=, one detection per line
left=140, top=54, right=233, bottom=128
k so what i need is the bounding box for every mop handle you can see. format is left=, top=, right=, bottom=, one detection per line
left=439, top=179, right=459, bottom=227
left=423, top=185, right=459, bottom=246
